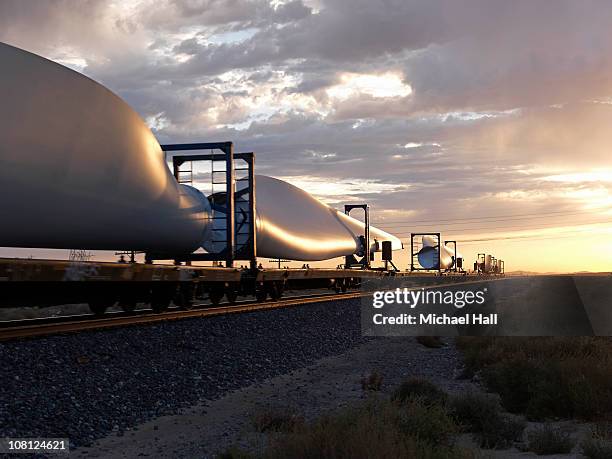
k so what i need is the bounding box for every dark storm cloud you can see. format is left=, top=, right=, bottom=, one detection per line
left=141, top=0, right=272, bottom=29
left=4, top=0, right=612, bottom=111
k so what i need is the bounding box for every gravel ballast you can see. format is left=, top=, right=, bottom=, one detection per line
left=1, top=298, right=377, bottom=447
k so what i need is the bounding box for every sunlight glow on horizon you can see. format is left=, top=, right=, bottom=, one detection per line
left=543, top=170, right=612, bottom=183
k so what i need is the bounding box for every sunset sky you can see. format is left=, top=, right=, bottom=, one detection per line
left=1, top=0, right=612, bottom=272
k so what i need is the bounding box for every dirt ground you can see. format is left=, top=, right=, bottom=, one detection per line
left=76, top=337, right=593, bottom=458
left=75, top=336, right=469, bottom=457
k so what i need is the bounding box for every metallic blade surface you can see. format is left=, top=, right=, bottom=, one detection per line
left=205, top=175, right=402, bottom=261
left=0, top=42, right=401, bottom=261
left=0, top=42, right=210, bottom=253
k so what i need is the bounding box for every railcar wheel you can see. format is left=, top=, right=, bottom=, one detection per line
left=175, top=284, right=195, bottom=310
left=340, top=279, right=348, bottom=293
left=151, top=298, right=170, bottom=313
left=255, top=285, right=267, bottom=302
left=150, top=285, right=174, bottom=313
left=120, top=301, right=137, bottom=313
left=226, top=290, right=238, bottom=304
left=88, top=299, right=110, bottom=316
left=209, top=288, right=224, bottom=305
left=118, top=292, right=138, bottom=313
left=276, top=281, right=285, bottom=299
left=268, top=281, right=283, bottom=300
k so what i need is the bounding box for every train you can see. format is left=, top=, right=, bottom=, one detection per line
left=0, top=256, right=504, bottom=314
left=0, top=42, right=503, bottom=314
left=0, top=42, right=400, bottom=263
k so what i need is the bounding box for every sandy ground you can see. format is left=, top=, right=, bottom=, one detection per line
left=76, top=335, right=596, bottom=459
left=76, top=337, right=474, bottom=458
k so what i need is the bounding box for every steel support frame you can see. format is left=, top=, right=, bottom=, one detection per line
left=146, top=142, right=256, bottom=268
left=444, top=240, right=458, bottom=272
left=477, top=253, right=486, bottom=274
left=344, top=204, right=370, bottom=270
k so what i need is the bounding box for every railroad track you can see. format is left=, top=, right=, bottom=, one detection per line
left=0, top=291, right=367, bottom=341
left=0, top=276, right=514, bottom=341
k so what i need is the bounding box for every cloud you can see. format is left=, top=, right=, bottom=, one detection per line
left=1, top=0, right=612, bottom=270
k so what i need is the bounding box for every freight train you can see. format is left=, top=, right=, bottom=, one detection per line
left=0, top=42, right=503, bottom=314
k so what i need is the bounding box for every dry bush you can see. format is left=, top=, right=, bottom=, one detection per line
left=582, top=438, right=612, bottom=459
left=479, top=414, right=526, bottom=450
left=581, top=421, right=612, bottom=459
left=234, top=380, right=534, bottom=458
left=261, top=398, right=473, bottom=459
left=527, top=424, right=575, bottom=455
left=360, top=370, right=383, bottom=392
left=456, top=337, right=612, bottom=420
left=391, top=377, right=448, bottom=406
left=450, top=391, right=503, bottom=432
left=450, top=391, right=525, bottom=449
left=395, top=399, right=458, bottom=446
left=252, top=406, right=304, bottom=433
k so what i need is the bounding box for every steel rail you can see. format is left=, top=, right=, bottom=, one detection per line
left=0, top=292, right=366, bottom=341
left=0, top=277, right=514, bottom=341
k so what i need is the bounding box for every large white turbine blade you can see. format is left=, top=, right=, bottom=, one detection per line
left=205, top=175, right=403, bottom=261
left=0, top=42, right=210, bottom=253
left=256, top=176, right=402, bottom=261
left=0, top=42, right=403, bottom=262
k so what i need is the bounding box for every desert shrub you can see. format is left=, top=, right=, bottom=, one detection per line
left=564, top=362, right=612, bottom=419
left=483, top=359, right=608, bottom=420
left=261, top=399, right=473, bottom=459
left=396, top=399, right=457, bottom=445
left=252, top=406, right=304, bottom=433
left=360, top=370, right=383, bottom=392
left=456, top=337, right=612, bottom=420
left=483, top=359, right=577, bottom=419
left=523, top=364, right=574, bottom=420
left=479, top=414, right=526, bottom=449
left=450, top=391, right=502, bottom=432
left=582, top=437, right=612, bottom=459
left=391, top=377, right=448, bottom=406
left=527, top=424, right=575, bottom=455
left=450, top=391, right=525, bottom=448
left=479, top=359, right=535, bottom=414
left=581, top=422, right=612, bottom=459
